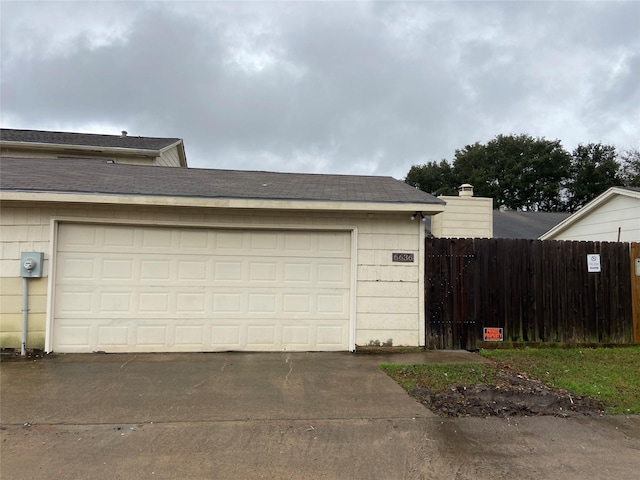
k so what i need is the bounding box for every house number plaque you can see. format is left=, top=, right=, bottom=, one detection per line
left=392, top=253, right=414, bottom=263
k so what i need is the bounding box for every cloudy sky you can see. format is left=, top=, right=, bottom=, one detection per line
left=1, top=1, right=638, bottom=179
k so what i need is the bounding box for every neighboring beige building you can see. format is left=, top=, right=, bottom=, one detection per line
left=0, top=128, right=187, bottom=167
left=0, top=152, right=444, bottom=353
left=430, top=184, right=493, bottom=238
left=540, top=187, right=640, bottom=242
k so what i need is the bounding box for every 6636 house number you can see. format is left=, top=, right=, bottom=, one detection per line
left=392, top=252, right=414, bottom=263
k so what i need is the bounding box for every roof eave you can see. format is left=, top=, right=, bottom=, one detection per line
left=0, top=191, right=446, bottom=214
left=0, top=141, right=161, bottom=158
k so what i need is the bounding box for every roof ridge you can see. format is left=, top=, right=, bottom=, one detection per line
left=0, top=128, right=182, bottom=151
left=0, top=127, right=180, bottom=141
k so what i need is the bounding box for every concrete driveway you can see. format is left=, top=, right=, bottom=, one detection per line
left=1, top=351, right=639, bottom=479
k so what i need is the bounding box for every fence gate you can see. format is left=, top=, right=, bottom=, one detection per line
left=425, top=239, right=479, bottom=350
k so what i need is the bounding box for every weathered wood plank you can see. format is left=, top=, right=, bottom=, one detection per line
left=630, top=243, right=640, bottom=344
left=424, top=238, right=634, bottom=349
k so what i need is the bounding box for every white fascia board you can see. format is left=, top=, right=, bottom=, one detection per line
left=539, top=187, right=639, bottom=240
left=0, top=141, right=159, bottom=158
left=0, top=191, right=446, bottom=214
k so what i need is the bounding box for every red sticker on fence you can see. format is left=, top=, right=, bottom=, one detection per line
left=483, top=328, right=503, bottom=341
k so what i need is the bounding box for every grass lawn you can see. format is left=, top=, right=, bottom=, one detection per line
left=380, top=362, right=500, bottom=393
left=381, top=347, right=640, bottom=414
left=481, top=347, right=640, bottom=414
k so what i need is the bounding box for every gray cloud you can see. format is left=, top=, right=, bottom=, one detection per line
left=1, top=1, right=638, bottom=180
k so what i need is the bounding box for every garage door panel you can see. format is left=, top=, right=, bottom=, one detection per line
left=175, top=325, right=206, bottom=346
left=317, top=262, right=349, bottom=285
left=54, top=318, right=349, bottom=352
left=102, top=259, right=134, bottom=280
left=56, top=324, right=91, bottom=348
left=249, top=262, right=278, bottom=282
left=284, top=263, right=311, bottom=282
left=97, top=325, right=129, bottom=346
left=104, top=226, right=136, bottom=248
left=248, top=293, right=277, bottom=313
left=250, top=232, right=279, bottom=251
left=54, top=224, right=351, bottom=352
left=141, top=259, right=172, bottom=280
left=283, top=294, right=311, bottom=313
left=247, top=325, right=277, bottom=345
left=213, top=293, right=242, bottom=313
left=135, top=325, right=169, bottom=346
left=177, top=261, right=207, bottom=281
left=211, top=325, right=241, bottom=346
left=318, top=294, right=348, bottom=314
left=56, top=254, right=96, bottom=280
left=214, top=261, right=243, bottom=281
left=177, top=229, right=210, bottom=249
left=175, top=292, right=207, bottom=312
left=317, top=325, right=347, bottom=345
left=318, top=233, right=350, bottom=254
left=284, top=233, right=313, bottom=252
left=57, top=290, right=94, bottom=314
left=215, top=231, right=245, bottom=251
left=57, top=288, right=351, bottom=319
left=100, top=292, right=132, bottom=312
left=139, top=293, right=170, bottom=312
left=140, top=228, right=172, bottom=248
left=282, top=325, right=310, bottom=344
left=57, top=224, right=97, bottom=249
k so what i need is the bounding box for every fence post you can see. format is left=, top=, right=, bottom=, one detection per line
left=631, top=243, right=640, bottom=344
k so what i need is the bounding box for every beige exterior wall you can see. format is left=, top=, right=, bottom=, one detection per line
left=0, top=202, right=424, bottom=350
left=544, top=196, right=640, bottom=242
left=2, top=143, right=184, bottom=167
left=0, top=147, right=157, bottom=166
left=0, top=277, right=48, bottom=348
left=431, top=195, right=493, bottom=238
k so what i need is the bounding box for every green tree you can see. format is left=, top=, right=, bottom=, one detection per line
left=453, top=134, right=570, bottom=211
left=619, top=149, right=640, bottom=187
left=565, top=143, right=622, bottom=212
left=448, top=141, right=493, bottom=198
left=405, top=136, right=630, bottom=212
left=404, top=159, right=458, bottom=196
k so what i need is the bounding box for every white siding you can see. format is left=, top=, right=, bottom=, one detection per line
left=549, top=196, right=640, bottom=242
left=155, top=145, right=183, bottom=167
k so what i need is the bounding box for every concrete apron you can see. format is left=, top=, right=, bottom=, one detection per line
left=2, top=351, right=639, bottom=480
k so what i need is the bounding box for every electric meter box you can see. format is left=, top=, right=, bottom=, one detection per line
left=20, top=252, right=44, bottom=278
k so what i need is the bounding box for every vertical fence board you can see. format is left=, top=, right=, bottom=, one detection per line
left=425, top=238, right=634, bottom=349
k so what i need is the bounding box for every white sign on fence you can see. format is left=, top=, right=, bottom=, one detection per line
left=587, top=254, right=601, bottom=273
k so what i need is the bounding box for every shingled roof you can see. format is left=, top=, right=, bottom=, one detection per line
left=0, top=157, right=444, bottom=206
left=493, top=210, right=571, bottom=239
left=0, top=128, right=181, bottom=151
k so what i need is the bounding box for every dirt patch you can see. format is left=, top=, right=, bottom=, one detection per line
left=410, top=365, right=605, bottom=418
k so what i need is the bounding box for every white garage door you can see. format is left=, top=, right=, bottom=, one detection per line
left=53, top=223, right=352, bottom=353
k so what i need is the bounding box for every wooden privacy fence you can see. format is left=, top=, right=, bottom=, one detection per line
left=425, top=238, right=639, bottom=350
